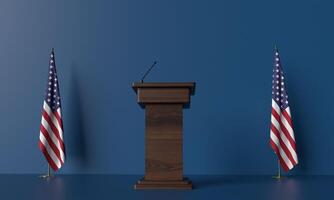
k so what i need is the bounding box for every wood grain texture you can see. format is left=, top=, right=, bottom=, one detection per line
left=134, top=178, right=192, bottom=189
left=132, top=82, right=195, bottom=189
left=137, top=88, right=190, bottom=104
left=145, top=104, right=183, bottom=181
left=132, top=82, right=195, bottom=95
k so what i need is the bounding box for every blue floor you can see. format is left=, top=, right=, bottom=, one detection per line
left=0, top=175, right=332, bottom=200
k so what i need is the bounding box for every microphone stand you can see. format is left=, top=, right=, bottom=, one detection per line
left=140, top=61, right=157, bottom=83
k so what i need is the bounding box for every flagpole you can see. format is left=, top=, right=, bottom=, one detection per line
left=47, top=164, right=51, bottom=177
left=273, top=158, right=282, bottom=179
left=277, top=159, right=281, bottom=178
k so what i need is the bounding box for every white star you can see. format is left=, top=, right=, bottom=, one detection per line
left=48, top=88, right=51, bottom=91
left=281, top=88, right=284, bottom=91
left=51, top=54, right=54, bottom=58
left=47, top=99, right=50, bottom=102
left=50, top=66, right=53, bottom=69
left=276, top=58, right=279, bottom=61
left=57, top=102, right=60, bottom=105
left=275, top=52, right=279, bottom=56
left=281, top=82, right=284, bottom=85
left=49, top=82, right=51, bottom=85
left=54, top=84, right=57, bottom=87
left=276, top=75, right=279, bottom=78
left=48, top=93, right=51, bottom=96
left=276, top=64, right=279, bottom=67
left=55, top=78, right=57, bottom=81
left=276, top=86, right=279, bottom=89
left=54, top=89, right=56, bottom=92
left=50, top=60, right=54, bottom=63
left=49, top=71, right=53, bottom=74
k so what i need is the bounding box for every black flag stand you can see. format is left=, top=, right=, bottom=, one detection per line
left=39, top=164, right=52, bottom=178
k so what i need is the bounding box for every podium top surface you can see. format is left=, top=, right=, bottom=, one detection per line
left=132, top=82, right=196, bottom=95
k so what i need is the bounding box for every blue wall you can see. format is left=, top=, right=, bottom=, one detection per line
left=1, top=0, right=334, bottom=175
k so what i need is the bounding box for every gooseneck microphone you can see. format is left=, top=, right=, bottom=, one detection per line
left=140, top=61, right=157, bottom=83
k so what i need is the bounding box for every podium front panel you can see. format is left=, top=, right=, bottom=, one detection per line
left=145, top=104, right=183, bottom=181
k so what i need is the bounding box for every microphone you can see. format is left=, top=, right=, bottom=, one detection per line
left=140, top=61, right=157, bottom=83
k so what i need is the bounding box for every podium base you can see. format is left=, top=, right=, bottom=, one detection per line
left=134, top=178, right=192, bottom=189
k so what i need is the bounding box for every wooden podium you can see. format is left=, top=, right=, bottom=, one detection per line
left=132, top=82, right=195, bottom=189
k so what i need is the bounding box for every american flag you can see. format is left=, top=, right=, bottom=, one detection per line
left=269, top=47, right=298, bottom=172
left=38, top=49, right=65, bottom=171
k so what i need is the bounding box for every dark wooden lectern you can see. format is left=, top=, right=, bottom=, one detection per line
left=132, top=82, right=195, bottom=189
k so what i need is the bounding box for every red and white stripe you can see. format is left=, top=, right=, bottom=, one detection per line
left=270, top=99, right=298, bottom=171
left=38, top=101, right=65, bottom=171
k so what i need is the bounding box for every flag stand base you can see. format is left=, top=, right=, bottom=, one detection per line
left=39, top=174, right=52, bottom=179
left=39, top=164, right=52, bottom=179
left=272, top=159, right=284, bottom=179
left=272, top=175, right=284, bottom=179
